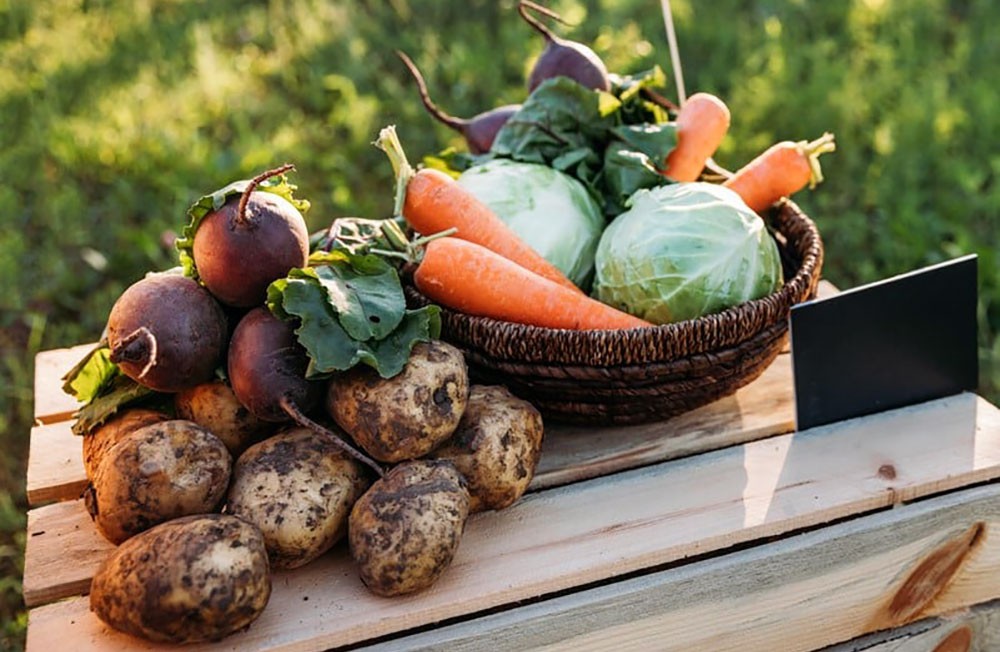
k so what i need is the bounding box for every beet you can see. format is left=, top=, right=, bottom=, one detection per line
left=193, top=165, right=309, bottom=307
left=519, top=0, right=610, bottom=93
left=397, top=51, right=520, bottom=155
left=228, top=308, right=383, bottom=476
left=107, top=274, right=227, bottom=392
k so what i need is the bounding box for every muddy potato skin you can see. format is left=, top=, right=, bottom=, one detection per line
left=88, top=420, right=232, bottom=544
left=90, top=514, right=271, bottom=644
left=227, top=427, right=371, bottom=569
left=431, top=385, right=544, bottom=512
left=349, top=460, right=470, bottom=596
left=176, top=381, right=274, bottom=456
left=328, top=341, right=469, bottom=463
left=82, top=408, right=169, bottom=481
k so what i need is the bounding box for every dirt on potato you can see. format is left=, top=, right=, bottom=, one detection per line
left=431, top=385, right=544, bottom=512
left=90, top=514, right=271, bottom=643
left=82, top=408, right=170, bottom=481
left=328, top=341, right=469, bottom=463
left=349, top=460, right=469, bottom=596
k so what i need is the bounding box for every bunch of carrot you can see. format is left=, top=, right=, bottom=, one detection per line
left=376, top=127, right=650, bottom=331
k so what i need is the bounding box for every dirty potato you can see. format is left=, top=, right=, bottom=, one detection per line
left=175, top=380, right=274, bottom=456
left=349, top=460, right=470, bottom=596
left=82, top=408, right=169, bottom=481
left=90, top=514, right=270, bottom=643
left=227, top=427, right=371, bottom=570
left=327, top=341, right=469, bottom=463
left=431, top=385, right=544, bottom=512
left=86, top=420, right=232, bottom=544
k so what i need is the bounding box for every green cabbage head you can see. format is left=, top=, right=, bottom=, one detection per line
left=592, top=182, right=783, bottom=324
left=457, top=159, right=605, bottom=288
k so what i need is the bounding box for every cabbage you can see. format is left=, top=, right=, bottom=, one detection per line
left=592, top=182, right=783, bottom=324
left=457, top=159, right=605, bottom=288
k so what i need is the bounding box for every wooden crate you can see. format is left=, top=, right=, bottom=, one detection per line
left=23, top=282, right=1000, bottom=651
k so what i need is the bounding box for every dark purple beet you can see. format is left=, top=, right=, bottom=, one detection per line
left=397, top=51, right=520, bottom=154
left=228, top=308, right=384, bottom=476
left=519, top=0, right=610, bottom=93
left=193, top=165, right=309, bottom=308
left=107, top=274, right=227, bottom=392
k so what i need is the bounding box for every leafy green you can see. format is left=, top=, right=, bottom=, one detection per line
left=60, top=341, right=116, bottom=403
left=593, top=183, right=783, bottom=324
left=176, top=173, right=311, bottom=279
left=267, top=252, right=441, bottom=378
left=489, top=69, right=679, bottom=217
left=71, top=375, right=155, bottom=436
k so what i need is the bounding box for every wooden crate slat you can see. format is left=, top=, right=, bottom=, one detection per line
left=358, top=484, right=1000, bottom=652
left=26, top=420, right=85, bottom=506
left=33, top=344, right=92, bottom=424
left=24, top=350, right=797, bottom=508
left=23, top=392, right=1000, bottom=650
left=822, top=598, right=1000, bottom=651
left=24, top=281, right=840, bottom=507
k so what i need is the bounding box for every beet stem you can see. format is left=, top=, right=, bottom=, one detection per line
left=108, top=326, right=158, bottom=380
left=518, top=0, right=572, bottom=42
left=641, top=87, right=680, bottom=113
left=236, top=163, right=296, bottom=227
left=279, top=396, right=385, bottom=478
left=396, top=51, right=469, bottom=135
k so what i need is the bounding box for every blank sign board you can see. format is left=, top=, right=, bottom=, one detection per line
left=790, top=255, right=978, bottom=431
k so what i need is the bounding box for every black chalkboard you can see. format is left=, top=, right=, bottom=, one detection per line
left=790, top=255, right=978, bottom=430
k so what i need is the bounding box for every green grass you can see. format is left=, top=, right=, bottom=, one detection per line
left=1, top=0, right=997, bottom=648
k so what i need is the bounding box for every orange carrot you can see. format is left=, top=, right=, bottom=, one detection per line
left=724, top=133, right=836, bottom=213
left=662, top=92, right=731, bottom=182
left=376, top=126, right=582, bottom=294
left=415, top=238, right=651, bottom=330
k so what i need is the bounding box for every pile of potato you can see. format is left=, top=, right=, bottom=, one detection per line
left=82, top=340, right=543, bottom=643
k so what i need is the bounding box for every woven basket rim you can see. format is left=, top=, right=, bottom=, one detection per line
left=406, top=198, right=823, bottom=367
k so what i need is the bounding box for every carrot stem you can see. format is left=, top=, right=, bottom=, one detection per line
left=375, top=126, right=414, bottom=219
left=802, top=132, right=836, bottom=188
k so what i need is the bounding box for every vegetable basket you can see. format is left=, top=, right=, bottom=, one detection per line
left=407, top=198, right=823, bottom=425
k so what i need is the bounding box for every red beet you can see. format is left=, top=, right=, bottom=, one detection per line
left=397, top=51, right=520, bottom=155
left=228, top=308, right=383, bottom=476
left=519, top=0, right=610, bottom=93
left=107, top=274, right=227, bottom=392
left=192, top=165, right=309, bottom=307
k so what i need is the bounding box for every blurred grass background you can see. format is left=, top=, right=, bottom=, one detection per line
left=0, top=0, right=997, bottom=648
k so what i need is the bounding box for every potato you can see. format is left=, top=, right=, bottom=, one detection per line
left=82, top=408, right=169, bottom=481
left=431, top=385, right=544, bottom=512
left=90, top=514, right=270, bottom=643
left=327, top=341, right=469, bottom=463
left=349, top=460, right=470, bottom=596
left=86, top=420, right=232, bottom=544
left=175, top=380, right=274, bottom=456
left=227, top=427, right=371, bottom=569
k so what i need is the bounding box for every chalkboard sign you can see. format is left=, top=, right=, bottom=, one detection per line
left=790, top=255, right=978, bottom=430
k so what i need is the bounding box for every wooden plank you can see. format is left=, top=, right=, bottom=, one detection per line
left=23, top=500, right=114, bottom=608
left=23, top=393, right=1000, bottom=649
left=823, top=598, right=1000, bottom=651
left=25, top=281, right=839, bottom=506
left=33, top=343, right=91, bottom=424
left=358, top=485, right=1000, bottom=652
left=26, top=420, right=85, bottom=505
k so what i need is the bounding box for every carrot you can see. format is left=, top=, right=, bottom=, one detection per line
left=723, top=133, right=836, bottom=213
left=414, top=237, right=651, bottom=330
left=375, top=126, right=582, bottom=294
left=662, top=92, right=731, bottom=182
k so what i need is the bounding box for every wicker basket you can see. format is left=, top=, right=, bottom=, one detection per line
left=406, top=199, right=823, bottom=425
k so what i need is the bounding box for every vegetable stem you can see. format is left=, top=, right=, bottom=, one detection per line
left=800, top=132, right=836, bottom=188
left=279, top=396, right=385, bottom=478
left=108, top=326, right=158, bottom=380
left=375, top=126, right=415, bottom=219
left=396, top=51, right=467, bottom=132
left=236, top=163, right=296, bottom=226
left=518, top=1, right=571, bottom=42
